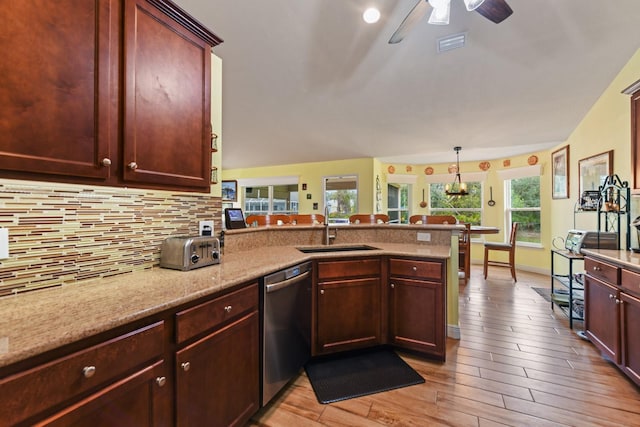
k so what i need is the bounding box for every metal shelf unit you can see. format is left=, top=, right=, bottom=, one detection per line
left=550, top=249, right=584, bottom=329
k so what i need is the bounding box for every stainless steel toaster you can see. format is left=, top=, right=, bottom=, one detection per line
left=160, top=236, right=221, bottom=271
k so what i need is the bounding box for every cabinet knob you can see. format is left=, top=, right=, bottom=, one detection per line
left=101, top=158, right=112, bottom=167
left=82, top=366, right=96, bottom=378
left=156, top=376, right=166, bottom=387
left=412, top=266, right=417, bottom=271
left=181, top=362, right=191, bottom=372
left=320, top=289, right=325, bottom=295
left=616, top=299, right=622, bottom=305
left=390, top=283, right=395, bottom=289
left=128, top=162, right=138, bottom=170
left=224, top=305, right=232, bottom=313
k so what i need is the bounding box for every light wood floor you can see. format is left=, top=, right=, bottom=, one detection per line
left=249, top=266, right=640, bottom=426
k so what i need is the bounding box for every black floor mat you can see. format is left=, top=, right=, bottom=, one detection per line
left=304, top=347, right=425, bottom=404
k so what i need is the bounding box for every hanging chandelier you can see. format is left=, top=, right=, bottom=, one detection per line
left=445, top=146, right=468, bottom=196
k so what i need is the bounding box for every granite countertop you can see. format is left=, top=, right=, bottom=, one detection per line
left=581, top=248, right=640, bottom=271
left=0, top=242, right=450, bottom=368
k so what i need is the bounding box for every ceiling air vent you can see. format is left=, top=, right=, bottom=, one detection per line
left=437, top=32, right=466, bottom=53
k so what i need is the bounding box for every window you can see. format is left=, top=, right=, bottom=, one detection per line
left=244, top=184, right=298, bottom=215
left=387, top=183, right=410, bottom=224
left=324, top=176, right=357, bottom=223
left=429, top=182, right=482, bottom=225
left=506, top=176, right=541, bottom=244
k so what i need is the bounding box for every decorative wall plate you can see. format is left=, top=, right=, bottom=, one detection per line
left=479, top=161, right=491, bottom=171
left=448, top=164, right=458, bottom=174
left=405, top=165, right=412, bottom=172
left=528, top=155, right=539, bottom=165
left=503, top=159, right=511, bottom=167
left=387, top=165, right=395, bottom=174
left=424, top=166, right=434, bottom=175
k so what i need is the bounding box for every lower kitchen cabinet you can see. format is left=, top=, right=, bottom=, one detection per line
left=584, top=254, right=640, bottom=386
left=314, top=258, right=382, bottom=355
left=388, top=258, right=446, bottom=359
left=584, top=274, right=620, bottom=363
left=621, top=291, right=640, bottom=385
left=175, top=283, right=260, bottom=427
left=36, top=361, right=169, bottom=427
left=0, top=322, right=168, bottom=426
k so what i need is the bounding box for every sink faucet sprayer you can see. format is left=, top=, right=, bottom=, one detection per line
left=324, top=206, right=336, bottom=245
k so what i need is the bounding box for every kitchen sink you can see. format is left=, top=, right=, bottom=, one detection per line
left=297, top=245, right=380, bottom=253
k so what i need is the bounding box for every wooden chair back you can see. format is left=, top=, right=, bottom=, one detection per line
left=348, top=214, right=389, bottom=224
left=409, top=215, right=457, bottom=225
left=290, top=214, right=325, bottom=225
left=245, top=214, right=291, bottom=226
left=458, top=223, right=471, bottom=285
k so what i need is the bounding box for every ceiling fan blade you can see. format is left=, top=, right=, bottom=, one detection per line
left=475, top=0, right=513, bottom=24
left=388, top=0, right=433, bottom=44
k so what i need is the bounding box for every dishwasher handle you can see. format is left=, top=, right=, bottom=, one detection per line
left=265, top=270, right=311, bottom=293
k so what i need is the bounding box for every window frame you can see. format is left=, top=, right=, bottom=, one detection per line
left=500, top=166, right=543, bottom=248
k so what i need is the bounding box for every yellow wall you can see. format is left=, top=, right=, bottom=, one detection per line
left=224, top=158, right=375, bottom=214
left=550, top=48, right=640, bottom=249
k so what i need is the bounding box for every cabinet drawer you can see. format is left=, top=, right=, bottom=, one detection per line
left=621, top=269, right=640, bottom=296
left=176, top=282, right=258, bottom=344
left=317, top=258, right=380, bottom=280
left=585, top=257, right=619, bottom=285
left=0, top=321, right=164, bottom=426
left=389, top=258, right=443, bottom=281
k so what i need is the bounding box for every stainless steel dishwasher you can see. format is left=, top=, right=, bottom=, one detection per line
left=262, top=261, right=312, bottom=406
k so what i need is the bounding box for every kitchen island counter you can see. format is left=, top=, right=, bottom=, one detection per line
left=0, top=242, right=450, bottom=368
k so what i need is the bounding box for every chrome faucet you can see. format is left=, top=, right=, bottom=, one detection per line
left=324, top=206, right=336, bottom=245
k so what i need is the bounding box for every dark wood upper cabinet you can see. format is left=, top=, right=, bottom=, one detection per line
left=122, top=0, right=218, bottom=190
left=0, top=0, right=222, bottom=192
left=0, top=0, right=118, bottom=180
left=631, top=90, right=640, bottom=191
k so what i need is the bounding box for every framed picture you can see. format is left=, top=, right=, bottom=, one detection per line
left=221, top=180, right=238, bottom=202
left=579, top=150, right=613, bottom=197
left=552, top=145, right=570, bottom=199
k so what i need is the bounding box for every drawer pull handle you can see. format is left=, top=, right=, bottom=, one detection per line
left=224, top=305, right=232, bottom=313
left=412, top=266, right=417, bottom=271
left=82, top=366, right=96, bottom=378
left=593, top=266, right=601, bottom=271
left=616, top=299, right=622, bottom=305
left=156, top=376, right=166, bottom=387
left=390, top=283, right=395, bottom=289
left=609, top=294, right=615, bottom=299
left=181, top=362, right=191, bottom=372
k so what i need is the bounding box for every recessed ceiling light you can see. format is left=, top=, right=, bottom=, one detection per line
left=363, top=7, right=380, bottom=24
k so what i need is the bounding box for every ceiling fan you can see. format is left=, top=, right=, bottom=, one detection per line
left=389, top=0, right=513, bottom=44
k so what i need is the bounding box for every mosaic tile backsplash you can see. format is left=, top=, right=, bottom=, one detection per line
left=0, top=180, right=221, bottom=296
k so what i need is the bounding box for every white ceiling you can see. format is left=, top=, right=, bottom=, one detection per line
left=172, top=0, right=640, bottom=169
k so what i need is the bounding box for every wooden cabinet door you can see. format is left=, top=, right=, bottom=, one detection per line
left=37, top=361, right=170, bottom=427
left=388, top=277, right=445, bottom=359
left=585, top=275, right=620, bottom=363
left=176, top=311, right=259, bottom=427
left=621, top=292, right=640, bottom=386
left=316, top=277, right=381, bottom=355
left=0, top=0, right=117, bottom=180
left=122, top=0, right=212, bottom=191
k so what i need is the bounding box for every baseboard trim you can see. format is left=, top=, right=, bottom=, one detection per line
left=447, top=324, right=461, bottom=340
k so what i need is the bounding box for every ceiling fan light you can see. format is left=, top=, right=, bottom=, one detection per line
left=362, top=7, right=380, bottom=24
left=428, top=0, right=451, bottom=25
left=463, top=0, right=485, bottom=11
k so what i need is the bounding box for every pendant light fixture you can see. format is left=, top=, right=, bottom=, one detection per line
left=445, top=146, right=468, bottom=196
